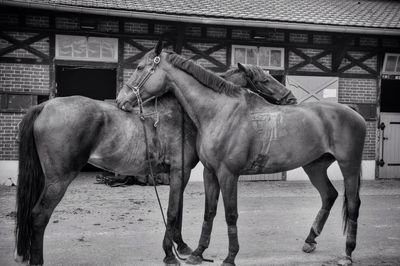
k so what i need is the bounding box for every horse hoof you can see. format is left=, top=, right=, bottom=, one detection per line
left=164, top=256, right=180, bottom=266
left=178, top=245, right=193, bottom=256
left=221, top=262, right=235, bottom=266
left=185, top=254, right=203, bottom=265
left=337, top=256, right=352, bottom=266
left=302, top=242, right=317, bottom=253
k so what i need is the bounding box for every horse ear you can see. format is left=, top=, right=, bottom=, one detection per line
left=237, top=63, right=250, bottom=76
left=155, top=38, right=163, bottom=56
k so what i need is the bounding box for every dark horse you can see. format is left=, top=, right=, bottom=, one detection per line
left=116, top=41, right=366, bottom=266
left=14, top=62, right=294, bottom=265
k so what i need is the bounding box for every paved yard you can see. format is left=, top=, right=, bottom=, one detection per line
left=1, top=174, right=399, bottom=265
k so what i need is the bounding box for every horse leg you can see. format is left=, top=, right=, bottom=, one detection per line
left=173, top=169, right=193, bottom=256
left=302, top=154, right=337, bottom=253
left=162, top=167, right=191, bottom=266
left=337, top=159, right=362, bottom=266
left=186, top=167, right=220, bottom=265
left=29, top=174, right=76, bottom=265
left=218, top=168, right=239, bottom=266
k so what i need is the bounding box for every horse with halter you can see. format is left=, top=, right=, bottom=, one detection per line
left=13, top=58, right=293, bottom=265
left=116, top=40, right=366, bottom=266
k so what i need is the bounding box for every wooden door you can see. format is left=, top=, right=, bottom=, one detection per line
left=285, top=75, right=338, bottom=103
left=379, top=112, right=400, bottom=179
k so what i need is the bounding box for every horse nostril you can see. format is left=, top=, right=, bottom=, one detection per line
left=124, top=102, right=133, bottom=112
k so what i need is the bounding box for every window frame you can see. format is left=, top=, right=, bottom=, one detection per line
left=55, top=35, right=118, bottom=63
left=0, top=91, right=49, bottom=113
left=382, top=53, right=400, bottom=75
left=231, top=45, right=285, bottom=70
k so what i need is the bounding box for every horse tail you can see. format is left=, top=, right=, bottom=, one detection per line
left=15, top=103, right=45, bottom=262
left=342, top=168, right=362, bottom=235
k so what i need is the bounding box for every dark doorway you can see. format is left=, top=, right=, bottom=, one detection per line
left=56, top=66, right=117, bottom=171
left=381, top=79, right=400, bottom=112
left=56, top=66, right=116, bottom=100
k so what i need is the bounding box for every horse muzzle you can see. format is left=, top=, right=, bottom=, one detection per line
left=117, top=97, right=137, bottom=112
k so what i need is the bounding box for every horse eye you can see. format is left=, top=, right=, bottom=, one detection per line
left=137, top=65, right=144, bottom=71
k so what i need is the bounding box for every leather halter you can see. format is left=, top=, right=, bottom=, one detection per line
left=124, top=56, right=160, bottom=123
left=244, top=75, right=292, bottom=105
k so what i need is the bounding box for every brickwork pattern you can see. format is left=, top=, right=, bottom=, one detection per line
left=338, top=78, right=377, bottom=104
left=232, top=29, right=251, bottom=40
left=154, top=24, right=175, bottom=34
left=185, top=26, right=201, bottom=37
left=313, top=34, right=332, bottom=45
left=56, top=17, right=79, bottom=30
left=289, top=48, right=331, bottom=72
left=364, top=121, right=377, bottom=160
left=340, top=51, right=377, bottom=74
left=207, top=27, right=226, bottom=39
left=0, top=64, right=50, bottom=94
left=98, top=20, right=119, bottom=33
left=0, top=32, right=49, bottom=59
left=26, top=15, right=49, bottom=28
left=360, top=37, right=378, bottom=47
left=184, top=42, right=226, bottom=69
left=125, top=22, right=148, bottom=34
left=338, top=78, right=377, bottom=160
left=0, top=13, right=18, bottom=25
left=0, top=113, right=24, bottom=160
left=289, top=33, right=308, bottom=43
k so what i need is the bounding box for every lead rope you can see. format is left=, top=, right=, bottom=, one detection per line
left=130, top=55, right=212, bottom=263
left=138, top=99, right=187, bottom=262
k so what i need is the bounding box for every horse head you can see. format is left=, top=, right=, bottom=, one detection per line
left=116, top=39, right=169, bottom=111
left=235, top=63, right=297, bottom=105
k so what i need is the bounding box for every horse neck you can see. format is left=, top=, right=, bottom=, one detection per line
left=165, top=67, right=240, bottom=130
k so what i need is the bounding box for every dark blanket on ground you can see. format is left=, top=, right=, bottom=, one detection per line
left=94, top=172, right=170, bottom=187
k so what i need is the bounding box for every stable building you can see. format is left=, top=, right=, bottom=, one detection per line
left=1, top=0, right=400, bottom=183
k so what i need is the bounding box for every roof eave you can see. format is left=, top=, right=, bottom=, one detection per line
left=2, top=0, right=400, bottom=36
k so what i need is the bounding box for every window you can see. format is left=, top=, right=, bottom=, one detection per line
left=0, top=92, right=49, bottom=112
left=232, top=45, right=284, bottom=70
left=56, top=35, right=118, bottom=62
left=383, top=53, right=400, bottom=74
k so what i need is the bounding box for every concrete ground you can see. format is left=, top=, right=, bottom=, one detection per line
left=0, top=174, right=399, bottom=266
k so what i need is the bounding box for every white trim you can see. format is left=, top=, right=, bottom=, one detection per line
left=0, top=160, right=377, bottom=185
left=231, top=45, right=284, bottom=70
left=55, top=35, right=118, bottom=63
left=382, top=53, right=400, bottom=75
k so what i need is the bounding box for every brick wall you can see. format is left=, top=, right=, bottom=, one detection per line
left=364, top=121, right=376, bottom=160
left=0, top=10, right=386, bottom=165
left=338, top=78, right=376, bottom=104
left=0, top=64, right=49, bottom=160
left=0, top=64, right=50, bottom=94
left=0, top=32, right=49, bottom=59
left=289, top=48, right=331, bottom=72
left=338, top=78, right=377, bottom=159
left=0, top=113, right=24, bottom=160
left=340, top=51, right=378, bottom=74
left=185, top=42, right=226, bottom=69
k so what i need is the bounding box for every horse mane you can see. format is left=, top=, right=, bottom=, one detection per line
left=220, top=67, right=238, bottom=77
left=220, top=65, right=268, bottom=82
left=245, top=65, right=268, bottom=81
left=165, top=51, right=242, bottom=97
